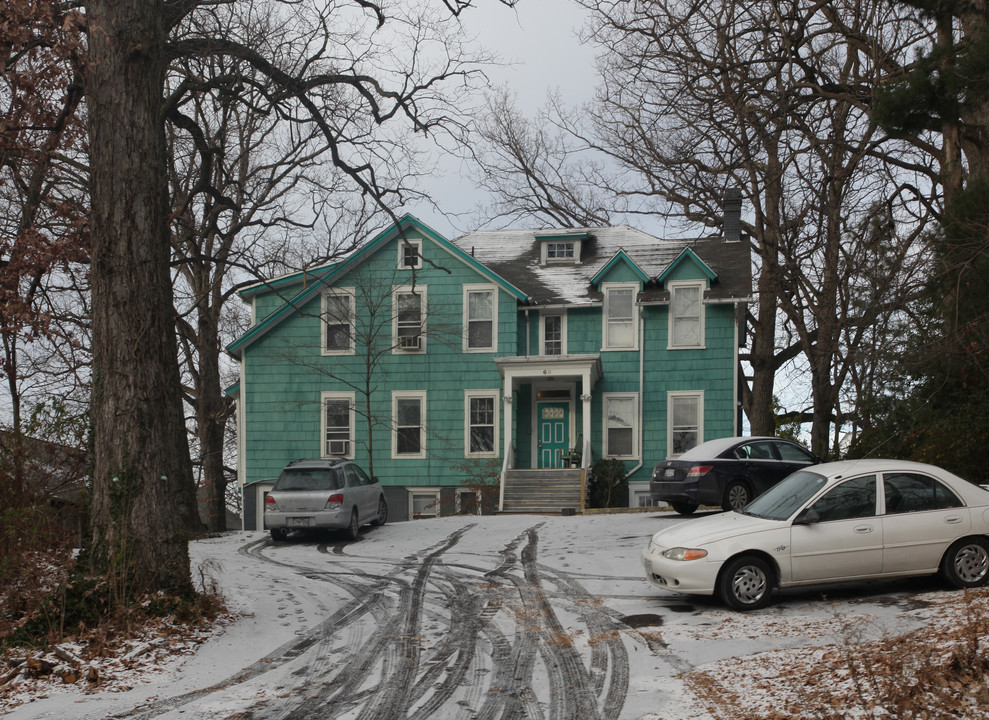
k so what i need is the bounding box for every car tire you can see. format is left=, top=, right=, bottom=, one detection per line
left=941, top=537, right=989, bottom=588
left=270, top=527, right=288, bottom=542
left=371, top=496, right=388, bottom=527
left=670, top=501, right=699, bottom=516
left=717, top=555, right=773, bottom=611
left=722, top=480, right=751, bottom=512
left=345, top=508, right=360, bottom=541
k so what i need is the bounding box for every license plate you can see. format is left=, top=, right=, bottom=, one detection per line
left=664, top=468, right=676, bottom=478
left=288, top=517, right=312, bottom=527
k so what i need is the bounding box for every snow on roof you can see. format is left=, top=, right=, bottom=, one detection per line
left=452, top=225, right=749, bottom=305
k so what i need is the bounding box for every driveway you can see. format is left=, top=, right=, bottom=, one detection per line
left=6, top=512, right=956, bottom=720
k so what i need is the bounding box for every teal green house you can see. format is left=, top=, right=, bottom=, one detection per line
left=229, top=203, right=751, bottom=527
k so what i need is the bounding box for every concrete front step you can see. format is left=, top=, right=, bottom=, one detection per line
left=501, top=469, right=585, bottom=512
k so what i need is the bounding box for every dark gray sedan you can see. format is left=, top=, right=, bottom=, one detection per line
left=650, top=436, right=819, bottom=515
left=264, top=458, right=388, bottom=541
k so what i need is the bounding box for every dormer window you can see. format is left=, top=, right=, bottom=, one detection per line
left=547, top=241, right=575, bottom=261
left=538, top=233, right=586, bottom=265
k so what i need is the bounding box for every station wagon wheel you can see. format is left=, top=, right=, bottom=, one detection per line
left=270, top=527, right=288, bottom=542
left=718, top=555, right=773, bottom=611
left=942, top=537, right=989, bottom=588
left=722, top=480, right=751, bottom=512
left=372, top=497, right=388, bottom=527
left=345, top=508, right=360, bottom=541
left=670, top=501, right=699, bottom=516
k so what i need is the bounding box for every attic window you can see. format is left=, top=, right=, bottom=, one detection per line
left=540, top=238, right=582, bottom=265
left=399, top=238, right=422, bottom=269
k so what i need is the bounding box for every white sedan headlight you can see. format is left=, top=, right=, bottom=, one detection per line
left=662, top=547, right=709, bottom=561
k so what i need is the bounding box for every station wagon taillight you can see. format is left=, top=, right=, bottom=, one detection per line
left=325, top=493, right=344, bottom=510
left=264, top=494, right=277, bottom=512
left=687, top=465, right=713, bottom=477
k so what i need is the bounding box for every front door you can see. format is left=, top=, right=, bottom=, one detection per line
left=538, top=402, right=570, bottom=469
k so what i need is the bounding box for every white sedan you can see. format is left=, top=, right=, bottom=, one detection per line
left=641, top=459, right=989, bottom=610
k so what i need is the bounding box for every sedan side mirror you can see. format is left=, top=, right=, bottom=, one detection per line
left=793, top=508, right=820, bottom=526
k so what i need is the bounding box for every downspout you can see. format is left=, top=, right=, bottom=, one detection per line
left=733, top=299, right=741, bottom=435
left=525, top=307, right=531, bottom=356
left=629, top=306, right=644, bottom=479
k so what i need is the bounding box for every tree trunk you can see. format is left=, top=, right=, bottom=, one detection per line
left=197, top=306, right=233, bottom=533
left=86, top=0, right=200, bottom=596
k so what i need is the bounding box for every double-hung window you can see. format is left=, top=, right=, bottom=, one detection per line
left=394, top=287, right=425, bottom=352
left=603, top=393, right=638, bottom=458
left=465, top=390, right=498, bottom=457
left=670, top=282, right=704, bottom=348
left=464, top=285, right=497, bottom=352
left=668, top=391, right=703, bottom=456
left=322, top=289, right=354, bottom=355
left=321, top=392, right=354, bottom=458
left=541, top=313, right=565, bottom=356
left=603, top=284, right=637, bottom=349
left=393, top=391, right=426, bottom=458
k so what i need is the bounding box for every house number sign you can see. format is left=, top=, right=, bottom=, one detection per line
left=542, top=407, right=565, bottom=420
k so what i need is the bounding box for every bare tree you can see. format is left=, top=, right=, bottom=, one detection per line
left=165, top=4, right=408, bottom=532
left=82, top=0, right=513, bottom=597
left=286, top=262, right=462, bottom=477
left=474, top=0, right=935, bottom=455
left=1, top=0, right=89, bottom=515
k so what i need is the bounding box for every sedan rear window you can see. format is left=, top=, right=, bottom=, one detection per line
left=274, top=469, right=342, bottom=491
left=884, top=472, right=963, bottom=514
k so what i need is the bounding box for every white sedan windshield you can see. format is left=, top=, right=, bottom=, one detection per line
left=742, top=470, right=827, bottom=520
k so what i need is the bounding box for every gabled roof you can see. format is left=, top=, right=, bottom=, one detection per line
left=656, top=247, right=718, bottom=284
left=451, top=225, right=751, bottom=305
left=226, top=215, right=529, bottom=358
left=236, top=263, right=341, bottom=300
left=590, top=249, right=651, bottom=286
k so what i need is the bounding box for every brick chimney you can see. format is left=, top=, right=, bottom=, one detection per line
left=723, top=189, right=742, bottom=243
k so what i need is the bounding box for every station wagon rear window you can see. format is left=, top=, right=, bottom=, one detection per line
left=274, top=469, right=342, bottom=491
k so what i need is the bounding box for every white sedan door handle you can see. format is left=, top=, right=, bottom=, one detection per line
left=854, top=525, right=874, bottom=534
left=945, top=516, right=963, bottom=524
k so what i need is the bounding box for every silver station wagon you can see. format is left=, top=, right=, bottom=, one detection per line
left=264, top=458, right=388, bottom=541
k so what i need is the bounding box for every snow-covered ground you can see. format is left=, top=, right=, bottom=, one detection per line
left=2, top=511, right=981, bottom=720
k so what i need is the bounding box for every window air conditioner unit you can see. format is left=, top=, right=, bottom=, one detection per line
left=328, top=440, right=350, bottom=456
left=399, top=335, right=421, bottom=350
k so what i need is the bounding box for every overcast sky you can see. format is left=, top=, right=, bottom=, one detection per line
left=409, top=0, right=599, bottom=239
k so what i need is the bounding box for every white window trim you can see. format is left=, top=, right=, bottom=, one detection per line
left=321, top=391, right=356, bottom=459
left=321, top=287, right=355, bottom=356
left=464, top=389, right=500, bottom=458
left=628, top=482, right=658, bottom=508
left=463, top=284, right=498, bottom=353
left=539, top=310, right=567, bottom=356
left=392, top=285, right=426, bottom=354
left=601, top=282, right=639, bottom=350
left=668, top=281, right=706, bottom=349
left=602, top=392, right=639, bottom=459
left=398, top=237, right=423, bottom=269
left=540, top=239, right=582, bottom=264
left=667, top=390, right=704, bottom=457
left=392, top=390, right=427, bottom=459
left=409, top=487, right=441, bottom=519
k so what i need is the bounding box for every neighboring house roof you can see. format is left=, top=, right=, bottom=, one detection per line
left=451, top=225, right=751, bottom=306
left=0, top=430, right=88, bottom=504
